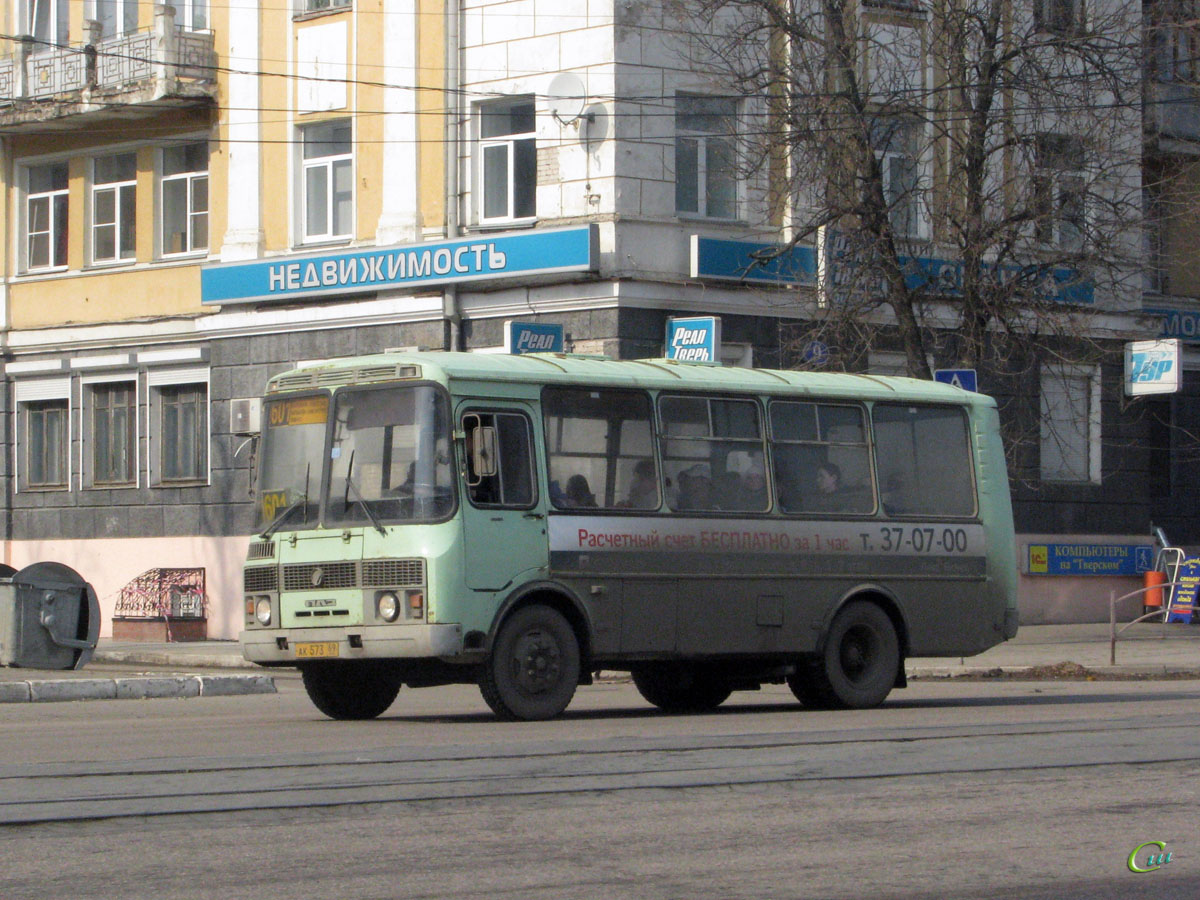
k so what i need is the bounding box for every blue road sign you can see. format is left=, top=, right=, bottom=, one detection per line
left=934, top=369, right=978, bottom=392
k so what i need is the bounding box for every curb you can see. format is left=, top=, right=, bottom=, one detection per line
left=0, top=674, right=276, bottom=704
left=91, top=650, right=261, bottom=670
left=907, top=664, right=1200, bottom=679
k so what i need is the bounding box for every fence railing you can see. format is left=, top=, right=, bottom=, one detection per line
left=0, top=8, right=214, bottom=104
left=1108, top=581, right=1185, bottom=666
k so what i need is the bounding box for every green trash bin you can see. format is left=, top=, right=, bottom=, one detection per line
left=0, top=562, right=101, bottom=670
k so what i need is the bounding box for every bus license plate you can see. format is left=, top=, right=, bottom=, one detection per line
left=295, top=641, right=340, bottom=659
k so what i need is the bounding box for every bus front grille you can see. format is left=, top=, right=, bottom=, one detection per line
left=244, top=566, right=279, bottom=592
left=283, top=562, right=357, bottom=591
left=363, top=558, right=425, bottom=587
left=249, top=558, right=427, bottom=593
left=246, top=541, right=276, bottom=560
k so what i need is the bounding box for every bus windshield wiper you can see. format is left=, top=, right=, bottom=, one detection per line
left=344, top=451, right=387, bottom=536
left=260, top=464, right=310, bottom=539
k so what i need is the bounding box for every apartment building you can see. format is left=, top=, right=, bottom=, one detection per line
left=0, top=0, right=1187, bottom=635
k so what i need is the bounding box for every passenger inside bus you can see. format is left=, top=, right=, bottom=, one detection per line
left=809, top=462, right=846, bottom=511
left=621, top=459, right=659, bottom=509
left=563, top=474, right=598, bottom=508
left=674, top=463, right=713, bottom=510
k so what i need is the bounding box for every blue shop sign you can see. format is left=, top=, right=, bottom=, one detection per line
left=690, top=236, right=818, bottom=285
left=201, top=225, right=598, bottom=305
left=690, top=234, right=1092, bottom=304
left=505, top=321, right=565, bottom=354
left=1145, top=307, right=1200, bottom=344
left=1027, top=543, right=1154, bottom=576
left=666, top=316, right=722, bottom=362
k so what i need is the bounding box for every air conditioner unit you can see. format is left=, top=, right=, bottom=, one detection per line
left=230, top=397, right=261, bottom=435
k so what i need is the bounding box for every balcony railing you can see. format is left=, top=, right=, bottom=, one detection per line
left=0, top=6, right=215, bottom=113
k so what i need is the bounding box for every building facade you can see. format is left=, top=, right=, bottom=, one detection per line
left=0, top=0, right=1193, bottom=637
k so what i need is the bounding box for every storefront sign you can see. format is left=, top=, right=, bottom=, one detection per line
left=1026, top=543, right=1154, bottom=576
left=690, top=234, right=1092, bottom=304
left=690, top=236, right=818, bottom=285
left=1124, top=339, right=1181, bottom=396
left=1145, top=307, right=1200, bottom=344
left=505, top=321, right=565, bottom=354
left=666, top=316, right=721, bottom=362
left=201, top=225, right=598, bottom=305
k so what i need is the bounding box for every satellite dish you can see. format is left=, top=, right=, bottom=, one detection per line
left=547, top=73, right=587, bottom=125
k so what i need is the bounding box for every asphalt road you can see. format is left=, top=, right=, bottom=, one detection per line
left=2, top=673, right=1198, bottom=899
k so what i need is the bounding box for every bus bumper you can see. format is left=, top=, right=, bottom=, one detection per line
left=240, top=623, right=464, bottom=665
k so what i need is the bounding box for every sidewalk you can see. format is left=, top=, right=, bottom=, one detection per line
left=1, top=622, right=1198, bottom=703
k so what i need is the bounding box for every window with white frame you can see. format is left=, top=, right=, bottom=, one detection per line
left=16, top=378, right=71, bottom=492
left=479, top=97, right=536, bottom=223
left=1033, top=134, right=1085, bottom=252
left=161, top=142, right=209, bottom=256
left=1034, top=0, right=1083, bottom=35
left=164, top=0, right=208, bottom=30
left=871, top=117, right=924, bottom=238
left=93, top=0, right=138, bottom=37
left=92, top=152, right=137, bottom=264
left=28, top=0, right=69, bottom=44
left=85, top=379, right=138, bottom=488
left=1153, top=0, right=1198, bottom=82
left=301, top=120, right=353, bottom=242
left=26, top=161, right=68, bottom=272
left=302, top=0, right=351, bottom=11
left=1040, top=364, right=1100, bottom=483
left=675, top=93, right=738, bottom=220
left=149, top=369, right=209, bottom=484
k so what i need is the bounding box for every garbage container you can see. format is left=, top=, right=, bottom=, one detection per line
left=0, top=562, right=101, bottom=670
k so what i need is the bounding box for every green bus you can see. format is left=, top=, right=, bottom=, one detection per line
left=241, top=351, right=1018, bottom=720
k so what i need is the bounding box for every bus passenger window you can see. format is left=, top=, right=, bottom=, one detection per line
left=660, top=395, right=767, bottom=513
left=543, top=387, right=655, bottom=510
left=873, top=404, right=975, bottom=517
left=770, top=400, right=873, bottom=515
left=464, top=412, right=535, bottom=508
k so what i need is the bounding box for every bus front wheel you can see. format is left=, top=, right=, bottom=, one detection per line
left=301, top=662, right=401, bottom=720
left=631, top=663, right=732, bottom=713
left=789, top=601, right=899, bottom=710
left=479, top=605, right=580, bottom=721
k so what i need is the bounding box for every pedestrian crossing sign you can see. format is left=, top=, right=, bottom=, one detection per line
left=934, top=369, right=978, bottom=392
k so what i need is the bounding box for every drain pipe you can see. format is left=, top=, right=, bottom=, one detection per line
left=443, top=0, right=463, bottom=351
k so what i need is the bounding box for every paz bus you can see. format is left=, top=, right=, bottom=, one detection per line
left=240, top=351, right=1018, bottom=720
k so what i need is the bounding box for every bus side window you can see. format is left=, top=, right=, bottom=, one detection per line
left=464, top=412, right=535, bottom=508
left=770, top=400, right=873, bottom=515
left=543, top=386, right=656, bottom=510
left=872, top=404, right=976, bottom=517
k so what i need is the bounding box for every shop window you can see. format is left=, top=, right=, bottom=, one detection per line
left=86, top=380, right=138, bottom=487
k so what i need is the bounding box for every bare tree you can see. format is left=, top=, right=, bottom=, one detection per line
left=665, top=0, right=1146, bottom=387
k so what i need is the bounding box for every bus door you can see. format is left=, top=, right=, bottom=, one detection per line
left=459, top=405, right=546, bottom=591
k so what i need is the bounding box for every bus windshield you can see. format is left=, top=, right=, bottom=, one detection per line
left=326, top=384, right=454, bottom=525
left=258, top=394, right=329, bottom=531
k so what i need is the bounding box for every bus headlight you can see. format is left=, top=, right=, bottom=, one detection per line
left=377, top=591, right=401, bottom=622
left=254, top=597, right=273, bottom=627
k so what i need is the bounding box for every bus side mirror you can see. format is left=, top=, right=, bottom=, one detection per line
left=470, top=425, right=498, bottom=479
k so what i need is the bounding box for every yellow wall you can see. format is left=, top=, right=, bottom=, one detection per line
left=9, top=265, right=202, bottom=329
left=419, top=0, right=446, bottom=230
left=1166, top=162, right=1200, bottom=298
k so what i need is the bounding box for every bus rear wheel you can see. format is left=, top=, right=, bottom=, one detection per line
left=301, top=662, right=401, bottom=720
left=631, top=663, right=733, bottom=713
left=479, top=605, right=580, bottom=721
left=788, top=601, right=899, bottom=710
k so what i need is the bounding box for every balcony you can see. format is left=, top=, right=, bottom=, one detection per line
left=1150, top=80, right=1200, bottom=145
left=0, top=6, right=216, bottom=131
